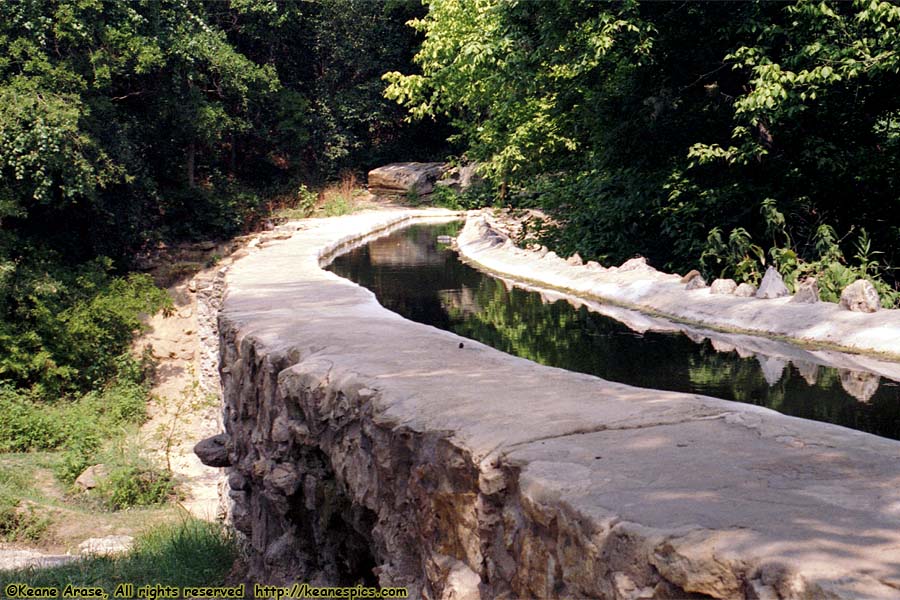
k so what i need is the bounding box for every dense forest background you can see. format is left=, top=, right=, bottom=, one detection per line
left=2, top=0, right=899, bottom=406
left=386, top=0, right=900, bottom=302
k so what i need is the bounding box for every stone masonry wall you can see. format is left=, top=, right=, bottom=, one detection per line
left=201, top=210, right=900, bottom=600
left=216, top=325, right=714, bottom=599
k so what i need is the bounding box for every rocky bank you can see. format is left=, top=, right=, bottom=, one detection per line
left=458, top=211, right=900, bottom=359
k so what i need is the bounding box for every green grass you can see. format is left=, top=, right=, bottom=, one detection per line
left=0, top=519, right=240, bottom=591
left=0, top=464, right=51, bottom=542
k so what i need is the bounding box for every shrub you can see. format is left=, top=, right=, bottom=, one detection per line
left=0, top=254, right=171, bottom=399
left=95, top=464, right=176, bottom=511
left=701, top=201, right=900, bottom=307
left=0, top=498, right=50, bottom=542
left=0, top=467, right=50, bottom=542
left=54, top=435, right=104, bottom=485
left=0, top=386, right=66, bottom=452
left=1, top=376, right=149, bottom=459
left=432, top=180, right=496, bottom=211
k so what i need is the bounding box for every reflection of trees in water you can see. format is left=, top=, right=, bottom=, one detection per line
left=686, top=351, right=900, bottom=438
left=447, top=278, right=578, bottom=366
left=445, top=277, right=900, bottom=439
left=333, top=223, right=900, bottom=440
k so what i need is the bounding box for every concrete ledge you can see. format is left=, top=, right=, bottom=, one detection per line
left=457, top=213, right=900, bottom=361
left=218, top=210, right=900, bottom=599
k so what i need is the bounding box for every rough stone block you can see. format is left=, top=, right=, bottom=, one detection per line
left=756, top=267, right=789, bottom=299
left=840, top=279, right=880, bottom=313
left=734, top=282, right=757, bottom=297
left=368, top=162, right=448, bottom=196
left=710, top=278, right=736, bottom=295
left=791, top=278, right=820, bottom=304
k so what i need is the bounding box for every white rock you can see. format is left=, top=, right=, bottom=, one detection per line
left=756, top=267, right=789, bottom=299
left=791, top=278, right=820, bottom=304
left=839, top=369, right=880, bottom=403
left=840, top=280, right=880, bottom=313
left=685, top=276, right=708, bottom=290
left=0, top=550, right=77, bottom=570
left=619, top=257, right=649, bottom=272
left=757, top=356, right=787, bottom=386
left=79, top=535, right=134, bottom=557
left=75, top=464, right=110, bottom=491
left=710, top=278, right=737, bottom=295
left=734, top=283, right=757, bottom=297
left=794, top=361, right=820, bottom=386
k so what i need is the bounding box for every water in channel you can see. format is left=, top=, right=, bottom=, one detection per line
left=327, top=222, right=900, bottom=441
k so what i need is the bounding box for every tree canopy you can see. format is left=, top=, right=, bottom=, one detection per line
left=0, top=0, right=442, bottom=397
left=385, top=0, right=900, bottom=290
left=3, top=0, right=899, bottom=397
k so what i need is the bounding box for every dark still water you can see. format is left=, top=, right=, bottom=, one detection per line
left=327, top=222, right=900, bottom=440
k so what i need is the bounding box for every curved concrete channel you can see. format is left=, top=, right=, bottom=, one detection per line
left=213, top=209, right=900, bottom=599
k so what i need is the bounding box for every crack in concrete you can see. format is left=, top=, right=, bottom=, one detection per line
left=498, top=411, right=733, bottom=457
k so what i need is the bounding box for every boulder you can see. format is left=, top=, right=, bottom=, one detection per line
left=367, top=162, right=448, bottom=196
left=680, top=269, right=702, bottom=284
left=840, top=280, right=880, bottom=313
left=619, top=257, right=650, bottom=272
left=437, top=163, right=483, bottom=192
left=75, top=464, right=110, bottom=491
left=566, top=253, right=583, bottom=266
left=756, top=267, right=789, bottom=299
left=194, top=433, right=231, bottom=468
left=791, top=278, right=820, bottom=304
left=734, top=283, right=757, bottom=297
left=710, top=278, right=737, bottom=295
left=265, top=464, right=302, bottom=496
left=685, top=276, right=708, bottom=290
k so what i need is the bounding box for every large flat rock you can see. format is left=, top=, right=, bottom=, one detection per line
left=219, top=210, right=900, bottom=599
left=367, top=162, right=448, bottom=196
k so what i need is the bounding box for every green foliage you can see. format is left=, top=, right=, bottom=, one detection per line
left=0, top=377, right=148, bottom=458
left=0, top=498, right=50, bottom=542
left=296, top=184, right=318, bottom=216
left=0, top=519, right=238, bottom=591
left=701, top=227, right=766, bottom=285
left=95, top=464, right=175, bottom=511
left=386, top=0, right=900, bottom=289
left=430, top=185, right=460, bottom=209
left=1, top=0, right=441, bottom=420
left=386, top=0, right=650, bottom=183
left=321, top=196, right=353, bottom=217
left=0, top=252, right=169, bottom=397
left=432, top=180, right=496, bottom=211
left=0, top=466, right=50, bottom=542
left=702, top=216, right=900, bottom=308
